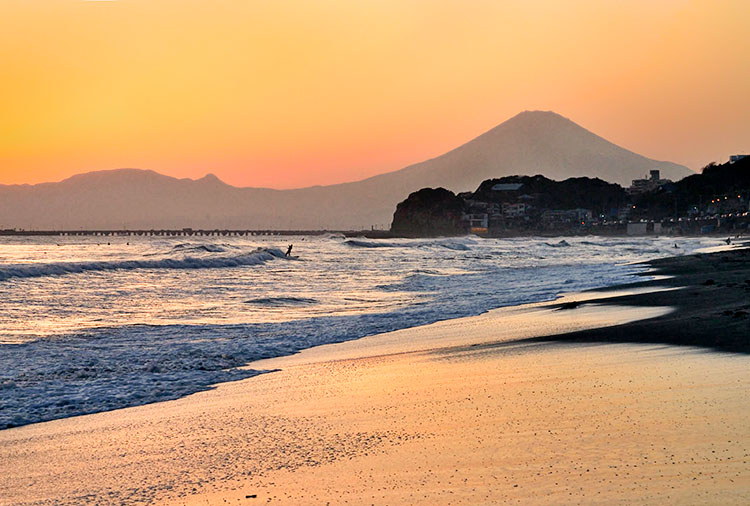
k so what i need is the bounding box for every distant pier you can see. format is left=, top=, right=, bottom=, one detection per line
left=0, top=228, right=393, bottom=238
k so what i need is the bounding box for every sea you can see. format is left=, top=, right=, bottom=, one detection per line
left=0, top=234, right=725, bottom=429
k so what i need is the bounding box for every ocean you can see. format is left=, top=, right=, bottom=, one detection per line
left=0, top=234, right=723, bottom=429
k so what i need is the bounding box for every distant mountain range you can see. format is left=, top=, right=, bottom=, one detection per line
left=0, top=111, right=693, bottom=230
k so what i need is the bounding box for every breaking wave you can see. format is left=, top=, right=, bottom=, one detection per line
left=0, top=248, right=285, bottom=282
left=244, top=296, right=318, bottom=306
left=344, top=238, right=472, bottom=251
left=545, top=239, right=571, bottom=248
left=170, top=243, right=229, bottom=253
left=344, top=239, right=397, bottom=248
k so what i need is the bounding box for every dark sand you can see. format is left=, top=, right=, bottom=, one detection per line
left=526, top=246, right=750, bottom=353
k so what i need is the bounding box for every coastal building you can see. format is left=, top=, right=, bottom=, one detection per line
left=626, top=222, right=648, bottom=235
left=491, top=183, right=524, bottom=192
left=573, top=208, right=592, bottom=223
left=626, top=221, right=663, bottom=235
left=541, top=208, right=592, bottom=226
left=487, top=202, right=502, bottom=217
left=628, top=169, right=672, bottom=195
left=617, top=206, right=631, bottom=220
left=502, top=202, right=528, bottom=218
left=464, top=200, right=489, bottom=212
left=465, top=213, right=488, bottom=234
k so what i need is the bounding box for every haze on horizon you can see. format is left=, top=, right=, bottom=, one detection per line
left=1, top=0, right=748, bottom=189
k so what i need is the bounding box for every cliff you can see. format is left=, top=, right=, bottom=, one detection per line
left=390, top=188, right=466, bottom=237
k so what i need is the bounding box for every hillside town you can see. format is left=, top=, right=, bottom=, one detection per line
left=390, top=155, right=750, bottom=237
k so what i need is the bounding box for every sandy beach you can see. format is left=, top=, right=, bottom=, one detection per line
left=1, top=249, right=749, bottom=505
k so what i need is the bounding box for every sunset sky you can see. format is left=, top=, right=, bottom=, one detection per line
left=1, top=0, right=748, bottom=189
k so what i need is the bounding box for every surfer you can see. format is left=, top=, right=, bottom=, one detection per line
left=285, top=244, right=293, bottom=257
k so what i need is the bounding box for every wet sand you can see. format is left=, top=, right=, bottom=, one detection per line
left=1, top=250, right=749, bottom=505
left=526, top=246, right=750, bottom=353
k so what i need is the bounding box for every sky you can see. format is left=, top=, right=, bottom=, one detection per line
left=0, top=0, right=748, bottom=189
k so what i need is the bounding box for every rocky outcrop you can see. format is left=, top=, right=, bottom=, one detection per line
left=390, top=188, right=466, bottom=237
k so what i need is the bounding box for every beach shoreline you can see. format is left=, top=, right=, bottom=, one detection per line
left=522, top=246, right=750, bottom=353
left=1, top=248, right=749, bottom=504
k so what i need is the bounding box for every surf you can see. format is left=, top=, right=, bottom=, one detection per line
left=0, top=247, right=286, bottom=282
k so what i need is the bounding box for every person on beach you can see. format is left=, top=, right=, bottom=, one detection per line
left=726, top=237, right=732, bottom=245
left=285, top=244, right=293, bottom=257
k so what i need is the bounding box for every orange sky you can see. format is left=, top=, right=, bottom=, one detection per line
left=1, top=0, right=748, bottom=188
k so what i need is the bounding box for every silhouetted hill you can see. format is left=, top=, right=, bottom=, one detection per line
left=0, top=112, right=692, bottom=229
left=631, top=157, right=750, bottom=220
left=388, top=158, right=750, bottom=236
left=470, top=175, right=627, bottom=214
left=390, top=188, right=466, bottom=237
left=390, top=175, right=628, bottom=236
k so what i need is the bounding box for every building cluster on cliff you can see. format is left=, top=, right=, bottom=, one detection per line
left=390, top=156, right=750, bottom=237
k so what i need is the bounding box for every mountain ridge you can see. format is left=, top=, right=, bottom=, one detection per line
left=374, top=110, right=690, bottom=191
left=0, top=111, right=694, bottom=230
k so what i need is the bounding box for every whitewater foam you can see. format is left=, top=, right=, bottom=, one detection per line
left=0, top=247, right=284, bottom=282
left=245, top=296, right=318, bottom=305
left=344, top=238, right=473, bottom=250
